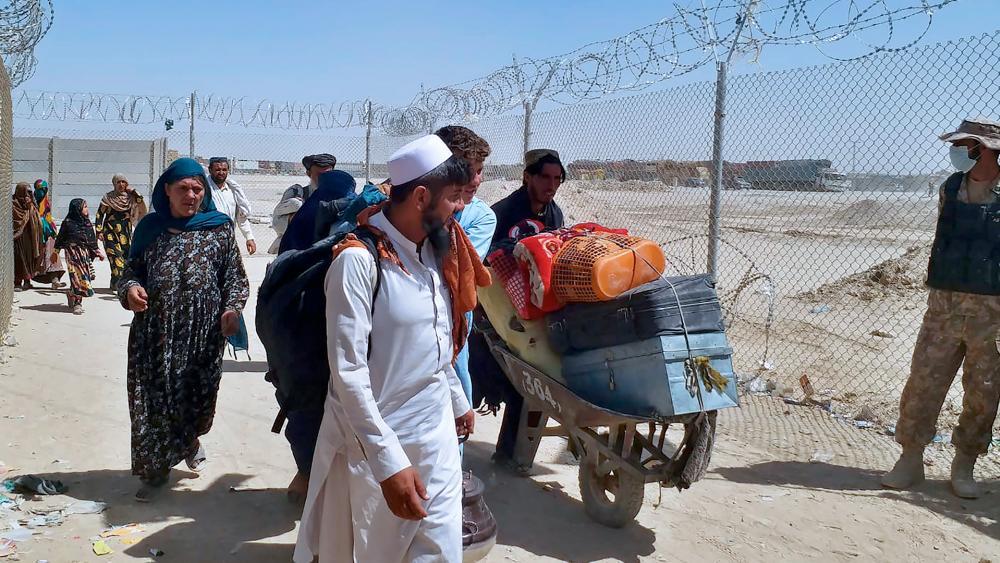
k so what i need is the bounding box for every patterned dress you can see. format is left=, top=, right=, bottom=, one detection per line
left=64, top=246, right=96, bottom=303
left=118, top=224, right=249, bottom=481
left=55, top=199, right=102, bottom=307
left=96, top=205, right=138, bottom=287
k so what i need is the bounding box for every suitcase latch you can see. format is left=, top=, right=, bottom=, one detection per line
left=683, top=358, right=698, bottom=397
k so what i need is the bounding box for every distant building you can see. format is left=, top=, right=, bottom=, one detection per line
left=233, top=159, right=259, bottom=171
left=563, top=157, right=850, bottom=191
left=567, top=159, right=708, bottom=183
left=654, top=160, right=710, bottom=186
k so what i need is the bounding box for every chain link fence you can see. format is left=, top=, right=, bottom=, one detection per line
left=9, top=30, right=1000, bottom=434
left=0, top=58, right=13, bottom=340
left=717, top=31, right=1000, bottom=425
left=462, top=30, right=1000, bottom=430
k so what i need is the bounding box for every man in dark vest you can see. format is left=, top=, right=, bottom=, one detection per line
left=883, top=118, right=1000, bottom=499
left=483, top=149, right=567, bottom=472
left=491, top=149, right=566, bottom=246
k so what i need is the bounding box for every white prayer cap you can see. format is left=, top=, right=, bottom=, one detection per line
left=388, top=135, right=453, bottom=185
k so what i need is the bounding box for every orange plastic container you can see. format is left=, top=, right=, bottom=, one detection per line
left=552, top=233, right=666, bottom=302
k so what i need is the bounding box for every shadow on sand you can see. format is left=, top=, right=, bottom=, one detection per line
left=463, top=439, right=656, bottom=562
left=17, top=303, right=71, bottom=314
left=26, top=438, right=659, bottom=562
left=23, top=469, right=298, bottom=562
left=716, top=460, right=1000, bottom=540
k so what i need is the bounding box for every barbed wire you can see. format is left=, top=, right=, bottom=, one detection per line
left=659, top=233, right=776, bottom=368
left=403, top=0, right=955, bottom=128
left=0, top=0, right=52, bottom=87
left=11, top=0, right=957, bottom=134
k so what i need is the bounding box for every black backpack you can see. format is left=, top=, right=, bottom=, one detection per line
left=257, top=227, right=382, bottom=431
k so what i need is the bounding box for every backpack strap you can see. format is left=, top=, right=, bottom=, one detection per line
left=371, top=244, right=383, bottom=304
left=353, top=226, right=383, bottom=301
left=271, top=407, right=287, bottom=434
left=351, top=227, right=383, bottom=362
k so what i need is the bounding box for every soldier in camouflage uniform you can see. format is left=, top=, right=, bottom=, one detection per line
left=883, top=118, right=1000, bottom=499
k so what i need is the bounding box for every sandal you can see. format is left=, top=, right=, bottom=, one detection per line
left=185, top=442, right=207, bottom=472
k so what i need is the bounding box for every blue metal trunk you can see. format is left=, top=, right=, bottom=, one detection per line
left=562, top=332, right=740, bottom=418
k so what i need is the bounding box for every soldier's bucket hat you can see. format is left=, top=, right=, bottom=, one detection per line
left=940, top=117, right=1000, bottom=151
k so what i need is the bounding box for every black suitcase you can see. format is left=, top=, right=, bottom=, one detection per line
left=547, top=274, right=725, bottom=354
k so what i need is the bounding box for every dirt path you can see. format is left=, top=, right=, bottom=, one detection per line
left=1, top=255, right=998, bottom=562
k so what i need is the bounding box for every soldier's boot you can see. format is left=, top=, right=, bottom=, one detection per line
left=881, top=447, right=925, bottom=489
left=950, top=450, right=982, bottom=499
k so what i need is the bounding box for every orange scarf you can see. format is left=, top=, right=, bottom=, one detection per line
left=333, top=202, right=492, bottom=361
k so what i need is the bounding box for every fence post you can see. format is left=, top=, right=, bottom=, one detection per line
left=188, top=91, right=196, bottom=158
left=519, top=62, right=557, bottom=161
left=706, top=0, right=755, bottom=281
left=522, top=105, right=533, bottom=162
left=148, top=140, right=155, bottom=196
left=0, top=61, right=11, bottom=339
left=707, top=61, right=727, bottom=281
left=364, top=100, right=373, bottom=183
left=47, top=136, right=54, bottom=196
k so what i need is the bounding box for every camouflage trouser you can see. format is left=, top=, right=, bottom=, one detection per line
left=896, top=289, right=1000, bottom=455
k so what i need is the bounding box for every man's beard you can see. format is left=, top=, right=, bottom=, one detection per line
left=422, top=214, right=452, bottom=258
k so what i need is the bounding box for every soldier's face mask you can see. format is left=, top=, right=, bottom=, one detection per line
left=950, top=143, right=980, bottom=173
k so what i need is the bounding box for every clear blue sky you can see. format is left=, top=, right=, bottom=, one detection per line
left=18, top=0, right=996, bottom=107
left=11, top=1, right=998, bottom=175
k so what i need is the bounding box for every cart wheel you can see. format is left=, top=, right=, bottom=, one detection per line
left=578, top=453, right=644, bottom=528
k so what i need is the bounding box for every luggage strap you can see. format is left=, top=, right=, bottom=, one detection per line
left=633, top=251, right=708, bottom=412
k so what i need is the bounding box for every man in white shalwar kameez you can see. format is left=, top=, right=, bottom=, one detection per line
left=295, top=135, right=486, bottom=563
left=207, top=157, right=257, bottom=254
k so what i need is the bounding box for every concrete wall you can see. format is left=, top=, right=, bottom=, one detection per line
left=13, top=136, right=168, bottom=218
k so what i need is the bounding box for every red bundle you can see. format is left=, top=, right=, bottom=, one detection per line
left=486, top=248, right=544, bottom=320
left=513, top=231, right=568, bottom=313
left=513, top=223, right=631, bottom=313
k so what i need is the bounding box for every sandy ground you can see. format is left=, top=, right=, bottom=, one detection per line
left=2, top=253, right=1000, bottom=562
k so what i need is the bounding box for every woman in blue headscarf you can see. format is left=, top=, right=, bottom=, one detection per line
left=118, top=158, right=250, bottom=501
